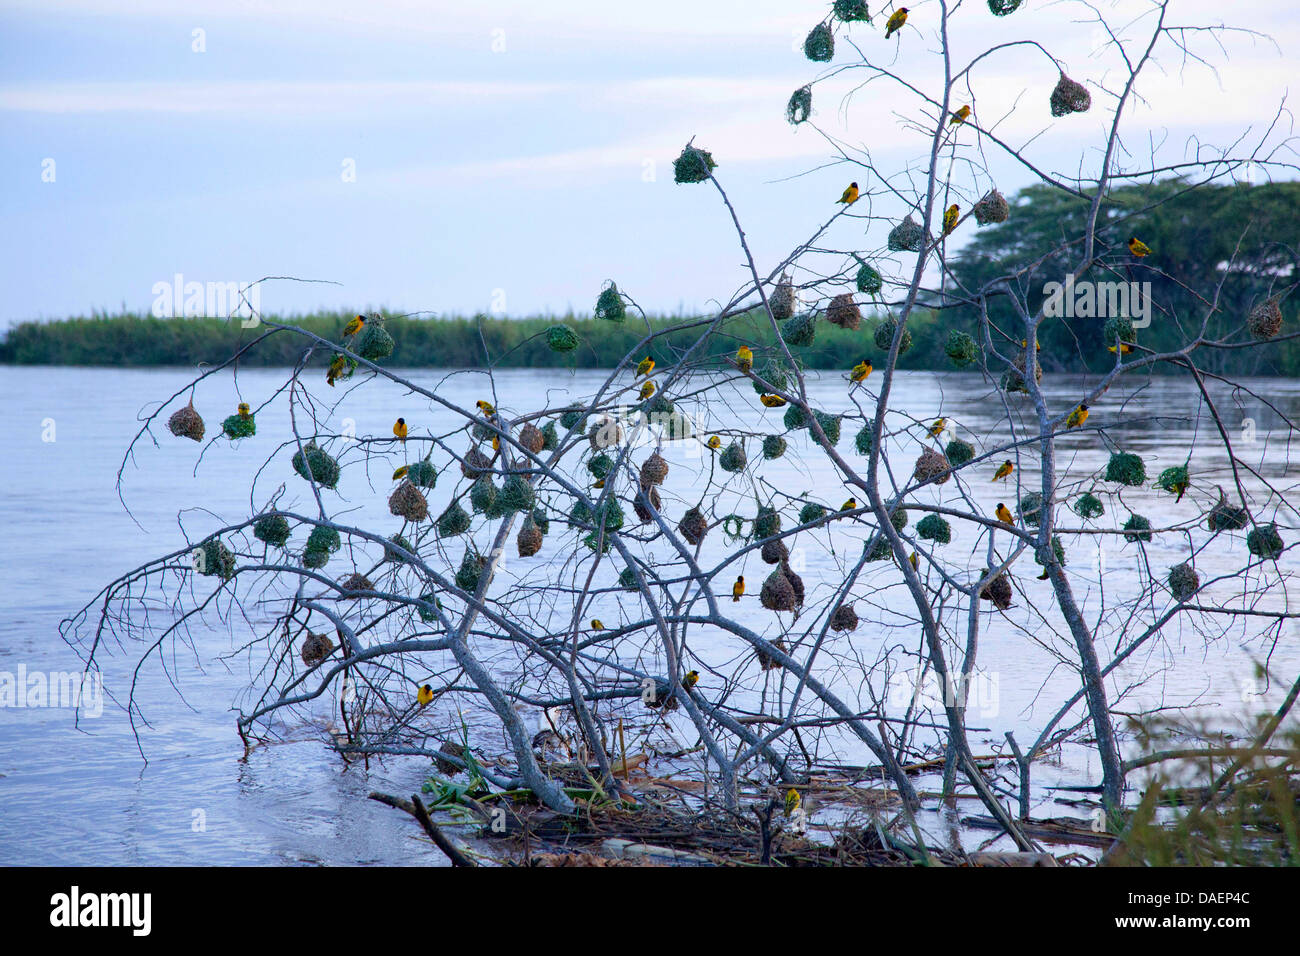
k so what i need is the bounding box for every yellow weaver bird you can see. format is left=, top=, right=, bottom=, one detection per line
left=836, top=182, right=860, bottom=205
left=1128, top=237, right=1151, bottom=257
left=760, top=394, right=787, bottom=408
left=1065, top=403, right=1090, bottom=429
left=393, top=417, right=408, bottom=442
left=850, top=359, right=873, bottom=384
left=237, top=402, right=251, bottom=417
left=636, top=356, right=655, bottom=377
left=885, top=7, right=909, bottom=38
left=1020, top=337, right=1041, bottom=351
left=942, top=203, right=960, bottom=237
left=592, top=478, right=605, bottom=489
left=706, top=435, right=722, bottom=450
left=1108, top=342, right=1134, bottom=355
left=996, top=503, right=1014, bottom=525
left=993, top=460, right=1014, bottom=482
left=927, top=417, right=947, bottom=438
left=908, top=551, right=919, bottom=571
left=475, top=399, right=496, bottom=416
left=841, top=497, right=857, bottom=512
left=737, top=345, right=753, bottom=372
left=417, top=684, right=434, bottom=706
left=341, top=314, right=364, bottom=338
left=732, top=575, right=745, bottom=602
left=326, top=353, right=346, bottom=387
left=681, top=670, right=700, bottom=690
left=784, top=788, right=802, bottom=817
left=590, top=619, right=605, bottom=631
left=639, top=381, right=656, bottom=400
left=491, top=435, right=500, bottom=451
left=949, top=105, right=971, bottom=125
left=392, top=465, right=409, bottom=480
left=1037, top=567, right=1050, bottom=581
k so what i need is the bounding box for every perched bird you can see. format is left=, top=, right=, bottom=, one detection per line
left=850, top=359, right=873, bottom=384
left=706, top=435, right=722, bottom=450
left=996, top=503, right=1014, bottom=525
left=927, top=417, right=947, bottom=438
left=237, top=402, right=251, bottom=417
left=326, top=353, right=346, bottom=387
left=949, top=105, right=971, bottom=125
left=784, top=788, right=802, bottom=817
left=836, top=182, right=860, bottom=205
left=1037, top=568, right=1050, bottom=581
left=636, top=356, right=655, bottom=378
left=732, top=575, right=745, bottom=602
left=392, top=465, right=410, bottom=481
left=1173, top=478, right=1188, bottom=503
left=590, top=619, right=605, bottom=631
left=593, top=478, right=606, bottom=489
left=992, top=460, right=1014, bottom=482
left=1128, top=237, right=1151, bottom=258
left=737, top=345, right=753, bottom=373
left=841, top=497, right=857, bottom=512
left=1108, top=342, right=1134, bottom=355
left=885, top=7, right=909, bottom=38
left=417, top=684, right=434, bottom=706
left=639, top=381, right=656, bottom=400
left=681, top=670, right=700, bottom=691
left=760, top=393, right=788, bottom=408
left=491, top=435, right=500, bottom=451
left=1020, top=337, right=1041, bottom=351
left=476, top=399, right=496, bottom=416
left=341, top=314, right=365, bottom=338
left=393, top=417, right=408, bottom=442
left=908, top=551, right=919, bottom=571
left=942, top=203, right=960, bottom=237
left=1065, top=403, right=1090, bottom=429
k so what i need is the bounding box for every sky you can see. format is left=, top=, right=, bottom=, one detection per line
left=1, top=0, right=1296, bottom=327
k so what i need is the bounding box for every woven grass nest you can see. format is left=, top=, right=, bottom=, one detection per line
left=588, top=453, right=613, bottom=481
left=253, top=511, right=291, bottom=548
left=406, top=459, right=438, bottom=489
left=1018, top=492, right=1044, bottom=527
left=499, top=474, right=535, bottom=513
left=786, top=85, right=812, bottom=125
left=456, top=551, right=488, bottom=592
left=195, top=537, right=236, bottom=580
left=888, top=215, right=927, bottom=252
left=1050, top=73, right=1092, bottom=117
left=804, top=22, right=834, bottom=62
left=826, top=293, right=862, bottom=331
left=389, top=480, right=429, bottom=521
left=810, top=411, right=842, bottom=446
left=355, top=321, right=395, bottom=361
left=673, top=145, right=716, bottom=184
left=945, top=437, right=975, bottom=466
left=1001, top=352, right=1042, bottom=393
left=461, top=446, right=492, bottom=479
left=916, top=513, right=952, bottom=544
left=754, top=505, right=782, bottom=539
left=782, top=312, right=817, bottom=347
left=546, top=324, right=580, bottom=353
left=1168, top=562, right=1200, bottom=601
left=594, top=282, right=627, bottom=322
left=874, top=319, right=913, bottom=354
left=678, top=506, right=709, bottom=545
left=385, top=533, right=412, bottom=563
left=1123, top=514, right=1153, bottom=543
left=761, top=537, right=789, bottom=565
left=945, top=330, right=979, bottom=367
left=800, top=503, right=827, bottom=525
left=292, top=441, right=340, bottom=489
left=1034, top=535, right=1066, bottom=569
left=300, top=631, right=335, bottom=666
left=640, top=451, right=669, bottom=486
left=1207, top=490, right=1249, bottom=532
left=167, top=400, right=205, bottom=442
left=1073, top=492, right=1105, bottom=520
left=633, top=484, right=662, bottom=524
left=517, top=517, right=543, bottom=557
left=757, top=638, right=788, bottom=672
left=914, top=448, right=951, bottom=485
left=518, top=423, right=545, bottom=455
left=763, top=435, right=787, bottom=460
left=339, top=572, right=373, bottom=596
left=760, top=562, right=805, bottom=612
left=834, top=0, right=871, bottom=20
left=855, top=425, right=874, bottom=456
left=1105, top=451, right=1146, bottom=487
left=435, top=740, right=469, bottom=776
left=222, top=409, right=256, bottom=440
left=470, top=476, right=498, bottom=514
left=719, top=441, right=748, bottom=473
left=830, top=602, right=859, bottom=633
left=988, top=0, right=1024, bottom=14
left=770, top=277, right=796, bottom=320
left=1103, top=315, right=1136, bottom=346
left=1248, top=298, right=1283, bottom=340
left=973, top=189, right=1010, bottom=225
left=979, top=570, right=1013, bottom=610
left=588, top=416, right=623, bottom=451
left=856, top=262, right=883, bottom=295
left=437, top=501, right=472, bottom=538
left=1247, top=523, right=1284, bottom=560
left=304, top=526, right=341, bottom=569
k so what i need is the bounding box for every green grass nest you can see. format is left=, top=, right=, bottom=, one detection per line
left=222, top=412, right=256, bottom=440
left=252, top=512, right=291, bottom=548
left=672, top=145, right=717, bottom=184
left=916, top=514, right=952, bottom=544
left=303, top=526, right=341, bottom=569
left=292, top=441, right=340, bottom=489
left=1105, top=451, right=1146, bottom=486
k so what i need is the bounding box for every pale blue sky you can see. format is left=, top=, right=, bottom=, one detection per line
left=1, top=0, right=1295, bottom=327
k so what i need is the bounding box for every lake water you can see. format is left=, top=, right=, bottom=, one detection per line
left=2, top=364, right=1297, bottom=864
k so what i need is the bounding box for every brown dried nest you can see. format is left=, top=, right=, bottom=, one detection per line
left=770, top=275, right=796, bottom=320
left=167, top=399, right=205, bottom=442
left=979, top=570, right=1013, bottom=610
left=678, top=506, right=709, bottom=545
left=518, top=423, right=545, bottom=455
left=913, top=448, right=952, bottom=485
left=435, top=740, right=469, bottom=776
left=338, top=572, right=373, bottom=596
left=633, top=484, right=662, bottom=524
left=830, top=602, right=859, bottom=633
left=761, top=561, right=805, bottom=612
left=517, top=521, right=543, bottom=557
left=300, top=631, right=334, bottom=665
left=389, top=480, right=429, bottom=521
left=589, top=416, right=624, bottom=451
left=757, top=638, right=787, bottom=671
left=973, top=189, right=1009, bottom=225
left=825, top=293, right=862, bottom=331
left=1002, top=351, right=1043, bottom=393
left=461, top=446, right=493, bottom=479
left=1050, top=73, right=1091, bottom=116
left=1248, top=298, right=1283, bottom=340
left=640, top=451, right=669, bottom=486
left=761, top=537, right=790, bottom=565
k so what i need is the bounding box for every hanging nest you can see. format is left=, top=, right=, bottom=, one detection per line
left=945, top=437, right=975, bottom=466
left=760, top=567, right=798, bottom=612
left=914, top=448, right=952, bottom=485
left=437, top=501, right=472, bottom=537
left=1073, top=492, right=1105, bottom=520
left=1155, top=464, right=1190, bottom=499
left=588, top=416, right=623, bottom=451
left=1018, top=492, right=1044, bottom=527
left=618, top=567, right=639, bottom=591
left=222, top=410, right=256, bottom=440
left=890, top=507, right=909, bottom=531
left=1050, top=73, right=1092, bottom=117
left=303, top=526, right=341, bottom=569
left=461, top=446, right=492, bottom=479
left=770, top=277, right=796, bottom=320
left=594, top=283, right=627, bottom=322
left=253, top=512, right=291, bottom=548
left=167, top=400, right=205, bottom=442
left=830, top=602, right=859, bottom=633
left=761, top=537, right=790, bottom=565
left=517, top=519, right=543, bottom=557
left=988, top=0, right=1024, bottom=14
left=195, top=537, right=236, bottom=580
left=640, top=451, right=669, bottom=486
left=834, top=0, right=871, bottom=20
left=541, top=421, right=559, bottom=451
left=1103, top=315, right=1136, bottom=346
left=1123, top=514, right=1153, bottom=543
left=456, top=551, right=488, bottom=592
left=385, top=533, right=412, bottom=563
left=867, top=536, right=892, bottom=562
left=1168, top=562, right=1200, bottom=601
left=719, top=441, right=748, bottom=473
left=979, top=570, right=1013, bottom=610
left=292, top=441, right=340, bottom=489
left=782, top=312, right=817, bottom=347
left=786, top=85, right=813, bottom=125
left=356, top=321, right=395, bottom=361
left=1105, top=451, right=1146, bottom=486
left=916, top=514, right=952, bottom=544
left=945, top=330, right=979, bottom=367
left=417, top=591, right=440, bottom=623
left=560, top=409, right=586, bottom=431
left=811, top=410, right=842, bottom=445
left=1208, top=495, right=1249, bottom=532
left=1247, top=523, right=1285, bottom=559
left=571, top=498, right=593, bottom=526
left=389, top=480, right=429, bottom=521
left=469, top=476, right=498, bottom=514
left=887, top=215, right=926, bottom=252
left=1033, top=536, right=1067, bottom=569
left=592, top=498, right=625, bottom=534
left=855, top=425, right=874, bottom=456
left=672, top=145, right=717, bottom=184
left=633, top=484, right=662, bottom=524
left=763, top=435, right=787, bottom=460
left=874, top=319, right=913, bottom=354
left=499, top=474, right=535, bottom=513
left=1248, top=298, right=1283, bottom=340
left=339, top=572, right=373, bottom=596
left=679, top=507, right=709, bottom=545
left=546, top=324, right=580, bottom=353
left=785, top=405, right=811, bottom=430
left=518, top=423, right=545, bottom=455
left=753, top=358, right=792, bottom=394
left=757, top=639, right=788, bottom=672
left=588, top=453, right=614, bottom=481
left=472, top=420, right=497, bottom=443
left=826, top=293, right=862, bottom=331
left=754, top=506, right=782, bottom=539
left=300, top=631, right=335, bottom=666
left=800, top=503, right=827, bottom=525
left=973, top=188, right=1010, bottom=225
left=407, top=459, right=438, bottom=489
left=804, top=23, right=835, bottom=62
left=856, top=262, right=883, bottom=295
left=1001, top=352, right=1042, bottom=393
